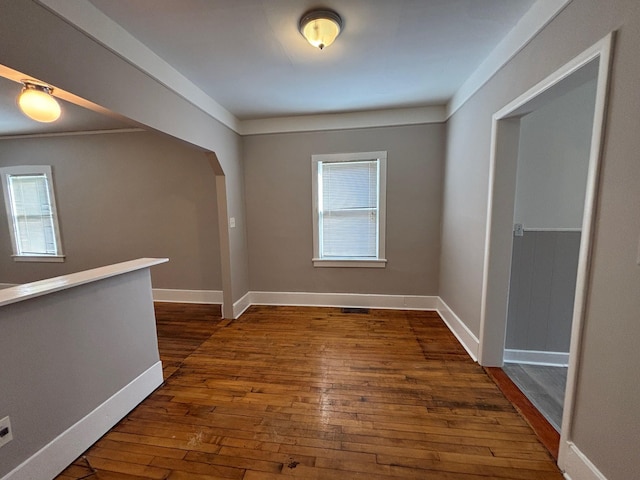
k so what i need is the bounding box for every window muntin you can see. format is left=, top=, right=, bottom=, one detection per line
left=1, top=165, right=64, bottom=262
left=312, top=151, right=387, bottom=268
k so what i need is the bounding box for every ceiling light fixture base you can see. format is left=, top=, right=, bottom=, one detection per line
left=17, top=80, right=62, bottom=123
left=299, top=9, right=343, bottom=50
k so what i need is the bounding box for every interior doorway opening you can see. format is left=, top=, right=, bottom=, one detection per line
left=502, top=65, right=598, bottom=432
left=478, top=33, right=613, bottom=467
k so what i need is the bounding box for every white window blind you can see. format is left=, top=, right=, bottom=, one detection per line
left=312, top=151, right=387, bottom=268
left=7, top=174, right=58, bottom=255
left=1, top=165, right=64, bottom=261
left=319, top=160, right=378, bottom=258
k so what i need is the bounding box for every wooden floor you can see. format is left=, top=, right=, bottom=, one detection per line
left=484, top=368, right=560, bottom=460
left=56, top=304, right=563, bottom=479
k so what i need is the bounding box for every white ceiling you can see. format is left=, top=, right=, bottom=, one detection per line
left=0, top=0, right=539, bottom=136
left=87, top=0, right=536, bottom=120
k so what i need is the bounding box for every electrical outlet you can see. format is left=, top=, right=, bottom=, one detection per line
left=0, top=416, right=12, bottom=448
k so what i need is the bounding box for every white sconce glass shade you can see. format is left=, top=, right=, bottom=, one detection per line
left=299, top=10, right=342, bottom=50
left=18, top=84, right=62, bottom=123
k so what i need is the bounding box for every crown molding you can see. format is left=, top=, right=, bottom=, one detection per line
left=36, top=0, right=239, bottom=133
left=447, top=0, right=573, bottom=118
left=239, top=106, right=446, bottom=135
left=35, top=0, right=571, bottom=134
left=0, top=128, right=145, bottom=141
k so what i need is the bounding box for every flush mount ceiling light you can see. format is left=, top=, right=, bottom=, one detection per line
left=17, top=80, right=62, bottom=123
left=299, top=9, right=343, bottom=50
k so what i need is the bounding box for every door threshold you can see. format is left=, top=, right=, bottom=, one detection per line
left=484, top=366, right=560, bottom=459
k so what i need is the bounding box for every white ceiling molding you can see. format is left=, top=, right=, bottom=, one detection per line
left=446, top=0, right=573, bottom=118
left=0, top=128, right=145, bottom=141
left=239, top=106, right=447, bottom=136
left=35, top=0, right=569, bottom=134
left=36, top=0, right=239, bottom=132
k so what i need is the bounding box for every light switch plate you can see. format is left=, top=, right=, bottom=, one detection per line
left=514, top=223, right=524, bottom=237
left=229, top=217, right=236, bottom=228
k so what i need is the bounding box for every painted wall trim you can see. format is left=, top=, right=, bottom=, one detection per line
left=0, top=361, right=163, bottom=480
left=447, top=0, right=573, bottom=118
left=504, top=349, right=569, bottom=366
left=239, top=106, right=446, bottom=135
left=436, top=298, right=480, bottom=361
left=522, top=227, right=582, bottom=232
left=562, top=442, right=608, bottom=480
left=246, top=291, right=438, bottom=311
left=0, top=128, right=145, bottom=141
left=475, top=32, right=614, bottom=474
left=232, top=291, right=252, bottom=319
left=0, top=283, right=18, bottom=289
left=558, top=33, right=614, bottom=470
left=36, top=0, right=239, bottom=132
left=152, top=288, right=223, bottom=304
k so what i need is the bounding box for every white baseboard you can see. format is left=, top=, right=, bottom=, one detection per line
left=504, top=349, right=569, bottom=366
left=1, top=362, right=163, bottom=480
left=0, top=283, right=18, bottom=289
left=562, top=442, right=608, bottom=480
left=247, top=291, right=438, bottom=311
left=436, top=298, right=480, bottom=361
left=152, top=289, right=438, bottom=315
left=150, top=288, right=439, bottom=320
left=152, top=288, right=222, bottom=304
left=233, top=291, right=252, bottom=319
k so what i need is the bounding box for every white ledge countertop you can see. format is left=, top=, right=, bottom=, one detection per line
left=0, top=258, right=168, bottom=307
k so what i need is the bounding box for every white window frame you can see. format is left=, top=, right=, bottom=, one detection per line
left=0, top=165, right=65, bottom=262
left=312, top=151, right=387, bottom=268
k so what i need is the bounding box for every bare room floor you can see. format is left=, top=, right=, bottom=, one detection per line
left=56, top=304, right=563, bottom=479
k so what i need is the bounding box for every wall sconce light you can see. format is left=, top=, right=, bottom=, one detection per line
left=299, top=9, right=343, bottom=50
left=17, top=81, right=62, bottom=123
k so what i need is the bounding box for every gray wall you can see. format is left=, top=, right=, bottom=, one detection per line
left=514, top=78, right=597, bottom=230
left=0, top=0, right=249, bottom=303
left=243, top=124, right=444, bottom=295
left=440, top=0, right=640, bottom=477
left=506, top=231, right=580, bottom=352
left=0, top=131, right=222, bottom=290
left=0, top=268, right=160, bottom=478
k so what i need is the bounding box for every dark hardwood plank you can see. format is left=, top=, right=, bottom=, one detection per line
left=485, top=366, right=561, bottom=459
left=56, top=304, right=562, bottom=479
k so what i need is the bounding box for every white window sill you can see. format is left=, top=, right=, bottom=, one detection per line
left=13, top=255, right=65, bottom=263
left=312, top=258, right=387, bottom=268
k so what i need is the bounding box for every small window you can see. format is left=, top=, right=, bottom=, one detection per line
left=0, top=165, right=64, bottom=262
left=312, top=151, right=387, bottom=267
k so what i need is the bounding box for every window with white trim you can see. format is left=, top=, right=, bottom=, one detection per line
left=312, top=151, right=387, bottom=268
left=0, top=165, right=64, bottom=262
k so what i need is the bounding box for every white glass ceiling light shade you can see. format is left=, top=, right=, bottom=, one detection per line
left=17, top=81, right=61, bottom=123
left=299, top=9, right=342, bottom=50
